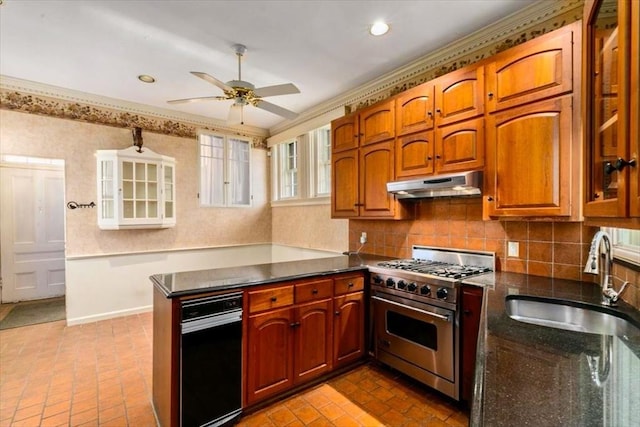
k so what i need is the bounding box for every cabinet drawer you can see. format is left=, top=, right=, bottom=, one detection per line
left=248, top=285, right=294, bottom=313
left=334, top=275, right=364, bottom=295
left=295, top=279, right=333, bottom=303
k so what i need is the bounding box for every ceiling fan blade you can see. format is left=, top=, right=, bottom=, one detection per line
left=255, top=100, right=299, bottom=120
left=167, top=96, right=229, bottom=104
left=227, top=104, right=243, bottom=125
left=253, top=83, right=300, bottom=98
left=190, top=71, right=234, bottom=92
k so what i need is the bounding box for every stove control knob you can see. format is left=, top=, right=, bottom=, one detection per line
left=420, top=285, right=431, bottom=296
left=397, top=280, right=407, bottom=290
left=373, top=275, right=384, bottom=284
left=407, top=282, right=418, bottom=292
left=386, top=278, right=395, bottom=288
left=436, top=287, right=448, bottom=300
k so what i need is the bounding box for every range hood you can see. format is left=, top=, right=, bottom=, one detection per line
left=387, top=171, right=482, bottom=199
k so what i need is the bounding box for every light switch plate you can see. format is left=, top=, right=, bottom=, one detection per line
left=508, top=241, right=519, bottom=257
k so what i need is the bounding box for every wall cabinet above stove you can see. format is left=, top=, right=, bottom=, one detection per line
left=96, top=146, right=175, bottom=230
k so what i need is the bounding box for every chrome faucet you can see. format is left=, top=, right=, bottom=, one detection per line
left=584, top=230, right=630, bottom=306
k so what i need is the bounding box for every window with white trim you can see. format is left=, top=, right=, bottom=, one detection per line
left=605, top=227, right=640, bottom=266
left=199, top=132, right=251, bottom=207
left=272, top=125, right=331, bottom=203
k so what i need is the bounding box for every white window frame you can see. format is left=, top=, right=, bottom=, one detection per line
left=271, top=125, right=331, bottom=206
left=604, top=227, right=640, bottom=266
left=198, top=131, right=252, bottom=208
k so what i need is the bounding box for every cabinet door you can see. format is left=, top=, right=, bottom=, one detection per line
left=460, top=286, right=483, bottom=402
left=486, top=24, right=575, bottom=112
left=583, top=0, right=639, bottom=219
left=359, top=140, right=397, bottom=217
left=294, top=299, right=333, bottom=385
left=333, top=292, right=365, bottom=368
left=331, top=149, right=359, bottom=218
left=396, top=130, right=435, bottom=178
left=435, top=117, right=484, bottom=174
left=359, top=100, right=395, bottom=146
left=246, top=307, right=294, bottom=404
left=162, top=163, right=175, bottom=227
left=484, top=96, right=575, bottom=218
left=332, top=114, right=359, bottom=152
left=395, top=84, right=434, bottom=136
left=434, top=65, right=485, bottom=126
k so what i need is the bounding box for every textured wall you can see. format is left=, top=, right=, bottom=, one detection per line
left=349, top=198, right=639, bottom=310
left=271, top=204, right=347, bottom=253
left=0, top=110, right=272, bottom=257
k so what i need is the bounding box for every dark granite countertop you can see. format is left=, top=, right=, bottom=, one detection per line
left=464, top=272, right=640, bottom=427
left=150, top=253, right=392, bottom=298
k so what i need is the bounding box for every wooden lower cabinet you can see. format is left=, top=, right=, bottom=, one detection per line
left=245, top=273, right=366, bottom=406
left=246, top=307, right=295, bottom=405
left=294, top=299, right=333, bottom=384
left=460, top=285, right=483, bottom=402
left=333, top=291, right=365, bottom=368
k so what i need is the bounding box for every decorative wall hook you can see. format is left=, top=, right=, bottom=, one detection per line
left=132, top=127, right=144, bottom=153
left=67, top=201, right=96, bottom=209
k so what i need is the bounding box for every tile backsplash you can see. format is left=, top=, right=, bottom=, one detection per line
left=349, top=198, right=639, bottom=309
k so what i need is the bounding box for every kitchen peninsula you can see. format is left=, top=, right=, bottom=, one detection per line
left=151, top=254, right=640, bottom=427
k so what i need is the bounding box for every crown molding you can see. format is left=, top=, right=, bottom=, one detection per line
left=269, top=0, right=584, bottom=135
left=0, top=75, right=269, bottom=138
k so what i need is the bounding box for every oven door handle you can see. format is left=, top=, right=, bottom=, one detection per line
left=372, top=296, right=452, bottom=322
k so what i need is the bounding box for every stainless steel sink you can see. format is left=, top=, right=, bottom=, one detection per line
left=505, top=296, right=640, bottom=336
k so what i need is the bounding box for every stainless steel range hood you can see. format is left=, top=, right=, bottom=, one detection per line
left=387, top=171, right=482, bottom=199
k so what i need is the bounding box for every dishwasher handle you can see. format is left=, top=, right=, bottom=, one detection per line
left=182, top=310, right=242, bottom=334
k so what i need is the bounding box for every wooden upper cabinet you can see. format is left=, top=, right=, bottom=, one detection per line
left=484, top=96, right=577, bottom=219
left=359, top=141, right=398, bottom=218
left=486, top=23, right=577, bottom=112
left=358, top=100, right=395, bottom=146
left=331, top=149, right=359, bottom=218
left=396, top=130, right=434, bottom=178
left=332, top=114, right=359, bottom=153
left=435, top=117, right=484, bottom=174
left=395, top=84, right=434, bottom=136
left=583, top=0, right=639, bottom=222
left=434, top=65, right=485, bottom=126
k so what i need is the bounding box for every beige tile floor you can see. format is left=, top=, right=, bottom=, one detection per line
left=0, top=312, right=469, bottom=426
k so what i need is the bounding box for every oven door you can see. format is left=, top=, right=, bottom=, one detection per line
left=373, top=293, right=455, bottom=381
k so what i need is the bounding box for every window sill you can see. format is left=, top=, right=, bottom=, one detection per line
left=271, top=197, right=330, bottom=208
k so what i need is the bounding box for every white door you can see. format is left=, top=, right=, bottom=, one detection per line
left=0, top=164, right=66, bottom=302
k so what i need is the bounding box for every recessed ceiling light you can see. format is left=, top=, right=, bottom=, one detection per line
left=370, top=21, right=390, bottom=36
left=138, top=74, right=156, bottom=83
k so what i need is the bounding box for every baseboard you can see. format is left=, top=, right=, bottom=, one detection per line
left=66, top=304, right=152, bottom=326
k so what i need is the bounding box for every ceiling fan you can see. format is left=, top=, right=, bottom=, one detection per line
left=168, top=44, right=300, bottom=125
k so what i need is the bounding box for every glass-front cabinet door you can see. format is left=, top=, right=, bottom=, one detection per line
left=97, top=146, right=175, bottom=229
left=583, top=0, right=638, bottom=218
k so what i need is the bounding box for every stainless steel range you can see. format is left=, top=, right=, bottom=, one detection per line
left=369, top=246, right=494, bottom=400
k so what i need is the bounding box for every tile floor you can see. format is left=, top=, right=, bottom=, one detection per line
left=0, top=313, right=469, bottom=426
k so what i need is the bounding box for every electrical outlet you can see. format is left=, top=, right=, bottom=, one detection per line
left=360, top=232, right=367, bottom=244
left=507, top=241, right=519, bottom=258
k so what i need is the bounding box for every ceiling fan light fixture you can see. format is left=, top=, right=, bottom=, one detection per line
left=370, top=21, right=390, bottom=36
left=137, top=74, right=156, bottom=83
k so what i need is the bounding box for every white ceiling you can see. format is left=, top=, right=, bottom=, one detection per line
left=0, top=0, right=538, bottom=132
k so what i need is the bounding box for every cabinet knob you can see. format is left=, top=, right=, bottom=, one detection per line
left=348, top=282, right=354, bottom=288
left=487, top=196, right=494, bottom=202
left=615, top=157, right=637, bottom=171
left=427, top=111, right=433, bottom=117
left=463, top=309, right=471, bottom=316
left=436, top=108, right=442, bottom=114
left=335, top=311, right=341, bottom=316
left=604, top=162, right=617, bottom=175
left=427, top=156, right=432, bottom=161
left=290, top=322, right=301, bottom=328
left=270, top=296, right=277, bottom=302
left=594, top=193, right=600, bottom=199
left=312, top=289, right=318, bottom=294
left=488, top=92, right=494, bottom=98
left=435, top=155, right=441, bottom=159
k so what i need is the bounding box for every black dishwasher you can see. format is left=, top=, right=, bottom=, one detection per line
left=181, top=292, right=243, bottom=427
